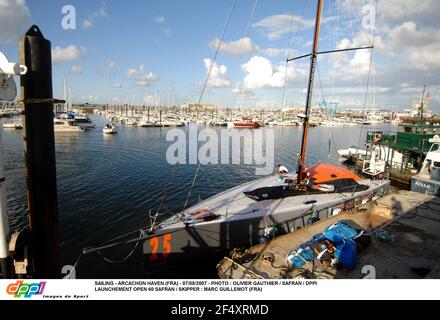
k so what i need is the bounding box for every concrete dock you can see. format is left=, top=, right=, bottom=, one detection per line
left=217, top=190, right=440, bottom=279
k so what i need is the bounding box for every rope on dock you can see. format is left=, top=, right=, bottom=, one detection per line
left=223, top=257, right=264, bottom=279
left=260, top=253, right=289, bottom=271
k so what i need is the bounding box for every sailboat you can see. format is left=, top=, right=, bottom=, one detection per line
left=83, top=0, right=389, bottom=273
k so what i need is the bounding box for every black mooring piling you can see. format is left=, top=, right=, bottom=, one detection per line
left=19, top=25, right=60, bottom=278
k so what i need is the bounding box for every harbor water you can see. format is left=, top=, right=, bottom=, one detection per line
left=0, top=116, right=394, bottom=278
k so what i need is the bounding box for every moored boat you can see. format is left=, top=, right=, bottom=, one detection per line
left=137, top=164, right=389, bottom=273
left=233, top=117, right=261, bottom=128
left=3, top=121, right=19, bottom=129
left=103, top=124, right=117, bottom=134
left=53, top=118, right=84, bottom=132
left=411, top=135, right=440, bottom=195
left=74, top=115, right=95, bottom=129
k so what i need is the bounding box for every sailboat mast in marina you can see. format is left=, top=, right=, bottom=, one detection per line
left=297, top=0, right=323, bottom=183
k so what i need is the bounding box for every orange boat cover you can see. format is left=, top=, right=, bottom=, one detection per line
left=304, top=163, right=362, bottom=183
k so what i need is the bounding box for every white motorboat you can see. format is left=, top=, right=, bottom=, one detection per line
left=278, top=120, right=298, bottom=126
left=123, top=118, right=137, bottom=126
left=411, top=135, right=440, bottom=195
left=53, top=118, right=83, bottom=132
left=320, top=120, right=344, bottom=126
left=159, top=120, right=185, bottom=127
left=337, top=147, right=367, bottom=161
left=103, top=124, right=117, bottom=134
left=137, top=120, right=158, bottom=127
left=3, top=121, right=22, bottom=129
left=74, top=115, right=95, bottom=129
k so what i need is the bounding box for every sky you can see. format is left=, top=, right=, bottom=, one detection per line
left=0, top=0, right=439, bottom=112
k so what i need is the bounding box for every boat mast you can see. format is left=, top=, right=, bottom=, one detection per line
left=63, top=77, right=68, bottom=113
left=297, top=0, right=324, bottom=183
left=420, top=85, right=426, bottom=120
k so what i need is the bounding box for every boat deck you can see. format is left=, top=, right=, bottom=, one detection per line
left=217, top=190, right=440, bottom=279
left=163, top=174, right=386, bottom=228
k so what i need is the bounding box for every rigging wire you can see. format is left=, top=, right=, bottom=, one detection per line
left=189, top=0, right=238, bottom=213
left=316, top=63, right=340, bottom=159
left=235, top=0, right=259, bottom=109
left=282, top=0, right=309, bottom=109
left=355, top=0, right=377, bottom=170
left=96, top=230, right=144, bottom=264
left=243, top=0, right=258, bottom=38
left=182, top=162, right=202, bottom=211
left=281, top=0, right=297, bottom=109
left=155, top=164, right=177, bottom=216
left=346, top=0, right=365, bottom=96
left=198, top=0, right=237, bottom=105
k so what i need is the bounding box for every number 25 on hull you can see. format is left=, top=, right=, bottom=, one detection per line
left=144, top=234, right=172, bottom=261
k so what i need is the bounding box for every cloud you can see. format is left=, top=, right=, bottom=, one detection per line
left=153, top=15, right=165, bottom=23
left=317, top=11, right=440, bottom=111
left=143, top=95, right=154, bottom=103
left=406, top=43, right=440, bottom=71
left=252, top=14, right=315, bottom=41
left=82, top=2, right=106, bottom=28
left=342, top=21, right=440, bottom=71
left=208, top=37, right=257, bottom=56
left=370, top=21, right=440, bottom=71
left=240, top=55, right=306, bottom=89
left=163, top=28, right=171, bottom=38
left=263, top=48, right=288, bottom=58
left=126, top=64, right=159, bottom=86
left=232, top=85, right=255, bottom=97
left=380, top=21, right=440, bottom=50
left=80, top=95, right=99, bottom=102
left=377, top=0, right=440, bottom=24
left=82, top=19, right=93, bottom=29
left=70, top=65, right=82, bottom=74
left=234, top=2, right=440, bottom=111
left=108, top=60, right=116, bottom=69
left=203, top=58, right=231, bottom=87
left=0, top=0, right=32, bottom=43
left=52, top=45, right=86, bottom=63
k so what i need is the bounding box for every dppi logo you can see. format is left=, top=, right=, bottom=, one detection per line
left=6, top=280, right=46, bottom=298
